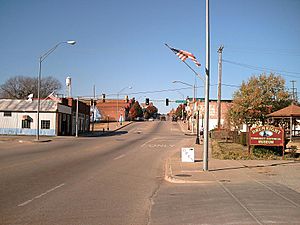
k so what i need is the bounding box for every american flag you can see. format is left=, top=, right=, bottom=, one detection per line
left=169, top=46, right=201, bottom=67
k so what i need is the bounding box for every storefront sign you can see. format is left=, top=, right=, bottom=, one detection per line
left=249, top=125, right=284, bottom=146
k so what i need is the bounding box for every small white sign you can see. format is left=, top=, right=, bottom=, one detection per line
left=181, top=147, right=195, bottom=162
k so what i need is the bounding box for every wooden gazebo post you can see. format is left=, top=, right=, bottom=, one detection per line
left=290, top=116, right=293, bottom=142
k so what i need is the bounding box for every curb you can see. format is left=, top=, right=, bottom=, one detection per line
left=184, top=133, right=197, bottom=136
left=164, top=158, right=215, bottom=184
left=31, top=139, right=52, bottom=143
left=113, top=121, right=134, bottom=132
left=95, top=121, right=134, bottom=137
left=0, top=122, right=134, bottom=142
left=178, top=122, right=196, bottom=136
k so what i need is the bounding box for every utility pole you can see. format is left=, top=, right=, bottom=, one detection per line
left=217, top=45, right=224, bottom=130
left=203, top=0, right=210, bottom=171
left=290, top=80, right=297, bottom=103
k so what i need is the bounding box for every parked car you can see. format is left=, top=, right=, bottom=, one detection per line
left=135, top=117, right=144, bottom=121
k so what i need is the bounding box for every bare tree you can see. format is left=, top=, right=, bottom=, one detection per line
left=0, top=75, right=62, bottom=99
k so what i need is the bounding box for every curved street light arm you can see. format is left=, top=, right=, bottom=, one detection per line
left=118, top=86, right=132, bottom=94
left=173, top=80, right=193, bottom=88
left=40, top=40, right=76, bottom=62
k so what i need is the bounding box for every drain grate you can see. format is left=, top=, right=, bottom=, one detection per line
left=175, top=174, right=192, bottom=177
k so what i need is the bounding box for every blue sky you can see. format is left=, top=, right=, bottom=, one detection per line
left=1, top=0, right=299, bottom=113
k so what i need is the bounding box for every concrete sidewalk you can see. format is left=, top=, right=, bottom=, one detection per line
left=166, top=121, right=300, bottom=192
left=0, top=121, right=133, bottom=143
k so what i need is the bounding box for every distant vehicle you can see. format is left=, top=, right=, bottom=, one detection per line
left=148, top=118, right=154, bottom=121
left=135, top=117, right=144, bottom=121
left=160, top=115, right=166, bottom=121
left=172, top=116, right=177, bottom=122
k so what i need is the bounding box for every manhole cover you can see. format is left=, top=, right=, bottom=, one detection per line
left=219, top=179, right=231, bottom=183
left=115, top=139, right=124, bottom=141
left=175, top=174, right=192, bottom=177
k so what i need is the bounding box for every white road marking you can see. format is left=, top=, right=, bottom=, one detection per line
left=113, top=154, right=126, bottom=160
left=18, top=183, right=65, bottom=207
left=141, top=138, right=158, bottom=147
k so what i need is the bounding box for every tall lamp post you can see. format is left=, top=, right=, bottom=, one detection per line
left=116, top=86, right=132, bottom=126
left=173, top=80, right=200, bottom=144
left=203, top=0, right=210, bottom=171
left=172, top=81, right=195, bottom=102
left=36, top=40, right=76, bottom=140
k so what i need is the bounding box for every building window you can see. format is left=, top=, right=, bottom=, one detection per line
left=41, top=120, right=50, bottom=129
left=22, top=120, right=31, bottom=129
left=4, top=111, right=12, bottom=117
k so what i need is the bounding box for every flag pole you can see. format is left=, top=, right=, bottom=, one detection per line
left=165, top=43, right=203, bottom=145
left=203, top=0, right=210, bottom=171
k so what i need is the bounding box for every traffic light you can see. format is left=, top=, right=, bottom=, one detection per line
left=145, top=98, right=149, bottom=105
left=166, top=98, right=169, bottom=106
left=102, top=93, right=106, bottom=103
left=90, top=99, right=96, bottom=106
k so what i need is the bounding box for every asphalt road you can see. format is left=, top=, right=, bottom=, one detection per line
left=2, top=121, right=300, bottom=225
left=0, top=121, right=189, bottom=225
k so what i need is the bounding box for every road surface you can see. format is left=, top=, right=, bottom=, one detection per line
left=1, top=121, right=300, bottom=225
left=0, top=121, right=188, bottom=225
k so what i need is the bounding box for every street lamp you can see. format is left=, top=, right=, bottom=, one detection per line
left=116, top=86, right=132, bottom=126
left=172, top=80, right=200, bottom=144
left=36, top=40, right=76, bottom=140
left=172, top=80, right=195, bottom=101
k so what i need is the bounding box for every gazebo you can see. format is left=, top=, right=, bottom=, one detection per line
left=267, top=104, right=300, bottom=142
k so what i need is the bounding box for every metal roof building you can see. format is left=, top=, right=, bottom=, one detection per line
left=0, top=99, right=89, bottom=136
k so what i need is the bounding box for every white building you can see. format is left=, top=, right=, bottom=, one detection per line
left=0, top=99, right=74, bottom=136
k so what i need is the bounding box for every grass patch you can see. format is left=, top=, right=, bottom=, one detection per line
left=211, top=140, right=298, bottom=160
left=212, top=140, right=252, bottom=160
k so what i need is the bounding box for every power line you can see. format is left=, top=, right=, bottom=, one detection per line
left=224, top=47, right=300, bottom=57
left=222, top=59, right=300, bottom=78
left=222, top=83, right=240, bottom=88
left=105, top=87, right=193, bottom=97
left=103, top=83, right=239, bottom=98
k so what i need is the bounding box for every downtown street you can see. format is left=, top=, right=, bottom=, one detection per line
left=1, top=121, right=190, bottom=225
left=1, top=121, right=300, bottom=225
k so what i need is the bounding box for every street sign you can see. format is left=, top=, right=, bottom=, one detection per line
left=249, top=125, right=284, bottom=146
left=249, top=125, right=285, bottom=158
left=181, top=148, right=195, bottom=162
left=175, top=100, right=187, bottom=104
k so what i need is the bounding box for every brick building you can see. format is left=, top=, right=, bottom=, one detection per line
left=94, top=99, right=130, bottom=122
left=186, top=98, right=232, bottom=131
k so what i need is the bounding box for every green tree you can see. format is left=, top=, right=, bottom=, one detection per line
left=128, top=101, right=143, bottom=120
left=175, top=104, right=185, bottom=119
left=228, top=73, right=291, bottom=128
left=144, top=105, right=158, bottom=119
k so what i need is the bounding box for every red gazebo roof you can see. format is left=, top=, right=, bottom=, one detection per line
left=267, top=104, right=300, bottom=118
